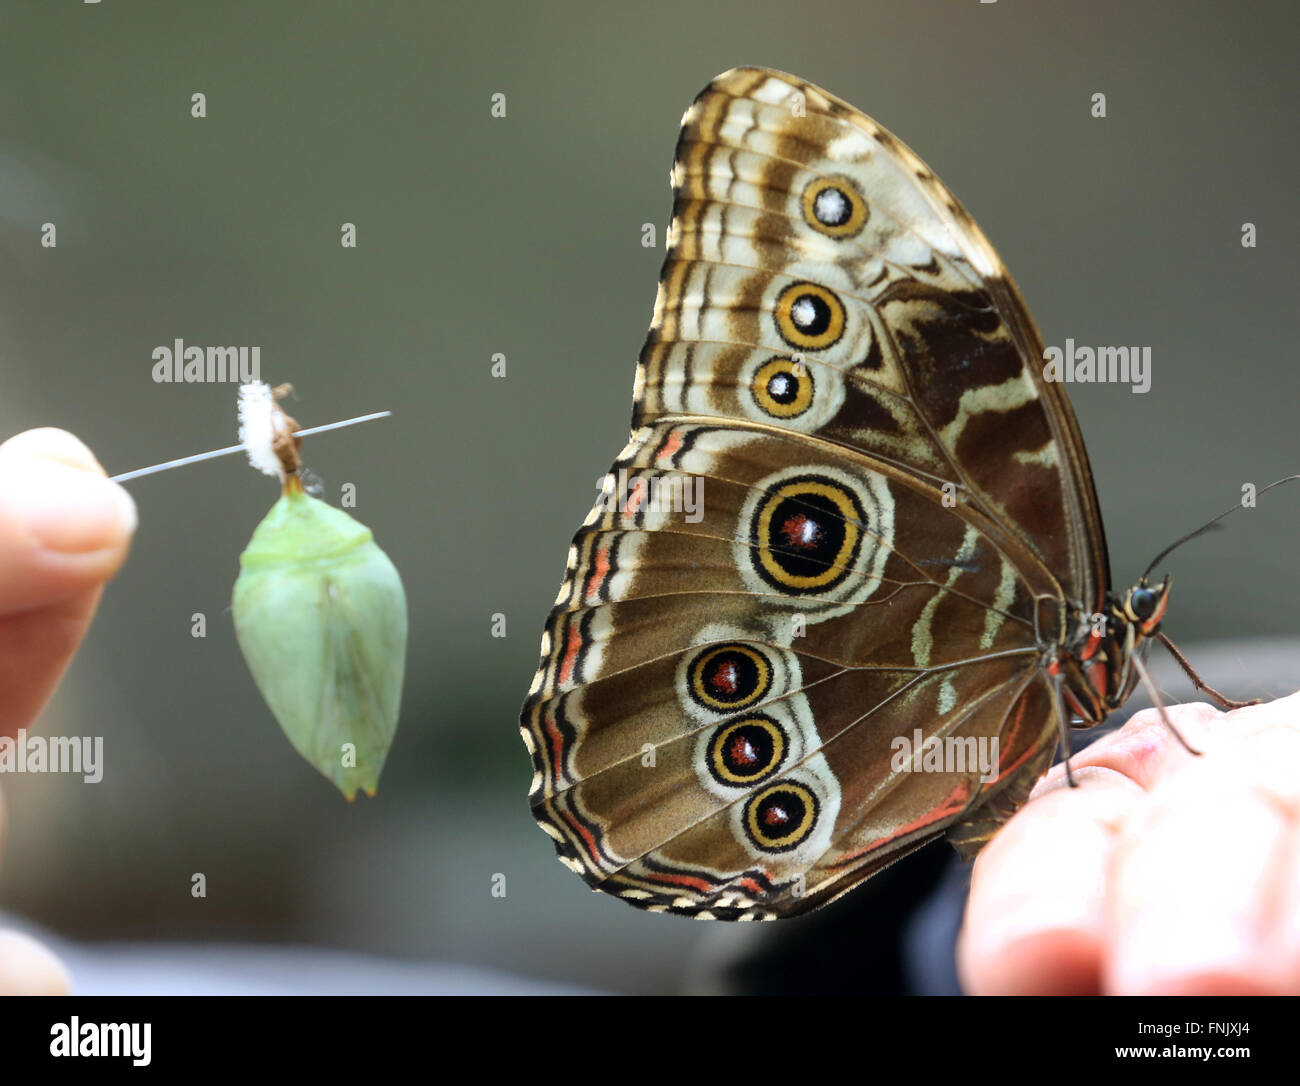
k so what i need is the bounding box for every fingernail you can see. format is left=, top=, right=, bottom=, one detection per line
left=13, top=460, right=137, bottom=553
left=0, top=427, right=104, bottom=473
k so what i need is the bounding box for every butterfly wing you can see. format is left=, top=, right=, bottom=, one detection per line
left=523, top=68, right=1110, bottom=917
left=636, top=67, right=1108, bottom=608
left=526, top=419, right=1071, bottom=916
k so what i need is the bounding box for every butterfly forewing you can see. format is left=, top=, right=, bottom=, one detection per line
left=523, top=68, right=1113, bottom=918
left=638, top=68, right=1107, bottom=603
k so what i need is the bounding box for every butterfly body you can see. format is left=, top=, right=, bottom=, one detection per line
left=522, top=68, right=1164, bottom=919
left=1052, top=580, right=1169, bottom=724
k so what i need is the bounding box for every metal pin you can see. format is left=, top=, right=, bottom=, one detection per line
left=110, top=411, right=393, bottom=483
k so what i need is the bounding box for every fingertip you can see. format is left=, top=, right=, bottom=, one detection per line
left=6, top=460, right=136, bottom=555
left=960, top=924, right=1103, bottom=996
left=0, top=930, right=71, bottom=995
left=0, top=427, right=106, bottom=475
left=959, top=772, right=1141, bottom=995
left=0, top=429, right=136, bottom=612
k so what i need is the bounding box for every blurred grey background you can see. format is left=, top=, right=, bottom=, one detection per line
left=0, top=0, right=1296, bottom=994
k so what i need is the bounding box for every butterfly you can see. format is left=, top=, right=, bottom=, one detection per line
left=520, top=67, right=1248, bottom=920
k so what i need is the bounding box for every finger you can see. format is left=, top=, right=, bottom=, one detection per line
left=1271, top=802, right=1300, bottom=992
left=0, top=429, right=136, bottom=737
left=0, top=930, right=71, bottom=995
left=1229, top=716, right=1300, bottom=993
left=0, top=428, right=136, bottom=610
left=1105, top=744, right=1295, bottom=995
left=958, top=765, right=1145, bottom=995
left=1032, top=702, right=1223, bottom=797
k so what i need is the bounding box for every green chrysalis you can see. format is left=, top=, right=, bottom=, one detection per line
left=231, top=385, right=406, bottom=800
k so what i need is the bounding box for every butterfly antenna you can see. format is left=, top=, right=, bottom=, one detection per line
left=1141, top=474, right=1300, bottom=580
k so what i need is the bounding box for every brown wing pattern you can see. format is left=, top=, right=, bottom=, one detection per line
left=635, top=67, right=1108, bottom=607
left=522, top=69, right=1111, bottom=918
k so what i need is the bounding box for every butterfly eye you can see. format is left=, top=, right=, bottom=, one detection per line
left=802, top=176, right=868, bottom=238
left=774, top=282, right=846, bottom=350
left=1129, top=587, right=1157, bottom=622
left=752, top=357, right=814, bottom=418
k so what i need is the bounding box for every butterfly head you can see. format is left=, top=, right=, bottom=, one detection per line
left=1121, top=575, right=1171, bottom=637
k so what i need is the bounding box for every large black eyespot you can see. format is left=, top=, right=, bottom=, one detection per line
left=707, top=715, right=788, bottom=786
left=1129, top=587, right=1156, bottom=622
left=752, top=475, right=864, bottom=593
left=743, top=781, right=819, bottom=851
left=752, top=356, right=814, bottom=418
left=689, top=644, right=771, bottom=712
left=774, top=283, right=845, bottom=351
left=801, top=176, right=868, bottom=238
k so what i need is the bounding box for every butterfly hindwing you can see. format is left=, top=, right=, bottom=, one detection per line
left=525, top=420, right=1063, bottom=916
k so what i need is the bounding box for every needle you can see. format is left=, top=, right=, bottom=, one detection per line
left=110, top=411, right=392, bottom=483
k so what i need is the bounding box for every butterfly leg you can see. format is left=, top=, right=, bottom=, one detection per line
left=1129, top=649, right=1202, bottom=756
left=1051, top=672, right=1077, bottom=788
left=1156, top=632, right=1261, bottom=711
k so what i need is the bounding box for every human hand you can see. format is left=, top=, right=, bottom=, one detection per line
left=958, top=691, right=1300, bottom=995
left=0, top=428, right=136, bottom=994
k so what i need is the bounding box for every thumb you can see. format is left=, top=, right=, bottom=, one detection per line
left=0, top=428, right=136, bottom=737
left=0, top=929, right=71, bottom=995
